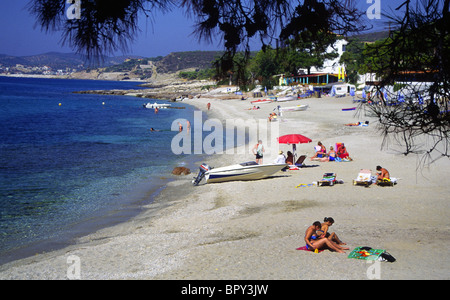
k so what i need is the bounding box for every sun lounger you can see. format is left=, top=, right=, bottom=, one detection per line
left=353, top=169, right=373, bottom=187
left=376, top=177, right=398, bottom=187
left=295, top=155, right=307, bottom=167
left=288, top=155, right=307, bottom=170
left=317, top=173, right=337, bottom=186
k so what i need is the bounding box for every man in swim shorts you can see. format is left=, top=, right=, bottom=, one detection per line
left=252, top=140, right=265, bottom=164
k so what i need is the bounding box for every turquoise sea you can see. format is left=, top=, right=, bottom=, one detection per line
left=0, top=76, right=199, bottom=264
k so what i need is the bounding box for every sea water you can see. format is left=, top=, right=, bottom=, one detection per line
left=0, top=76, right=199, bottom=264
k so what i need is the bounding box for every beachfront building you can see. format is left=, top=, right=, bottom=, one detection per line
left=281, top=39, right=349, bottom=86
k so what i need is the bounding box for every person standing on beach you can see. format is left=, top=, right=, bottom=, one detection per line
left=252, top=140, right=265, bottom=164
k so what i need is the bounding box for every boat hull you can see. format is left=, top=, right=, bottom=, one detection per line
left=250, top=99, right=273, bottom=104
left=144, top=102, right=171, bottom=109
left=279, top=104, right=309, bottom=112
left=276, top=96, right=298, bottom=102
left=205, top=163, right=286, bottom=183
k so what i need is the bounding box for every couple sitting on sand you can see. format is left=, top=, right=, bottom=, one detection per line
left=304, top=217, right=349, bottom=253
left=310, top=142, right=337, bottom=162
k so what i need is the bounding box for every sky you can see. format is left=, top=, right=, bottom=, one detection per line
left=0, top=0, right=409, bottom=58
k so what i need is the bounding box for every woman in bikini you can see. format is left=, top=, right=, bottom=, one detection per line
left=319, top=146, right=336, bottom=162
left=310, top=141, right=327, bottom=160
left=304, top=221, right=348, bottom=253
left=317, top=217, right=346, bottom=245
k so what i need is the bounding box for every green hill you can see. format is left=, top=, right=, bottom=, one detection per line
left=0, top=52, right=143, bottom=70
left=155, top=51, right=222, bottom=73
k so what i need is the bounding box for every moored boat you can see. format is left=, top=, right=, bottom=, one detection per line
left=276, top=95, right=298, bottom=102
left=251, top=99, right=273, bottom=104
left=143, top=102, right=171, bottom=109
left=192, top=162, right=287, bottom=185
left=279, top=104, right=309, bottom=112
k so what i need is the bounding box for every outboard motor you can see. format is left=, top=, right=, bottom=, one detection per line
left=192, top=163, right=211, bottom=186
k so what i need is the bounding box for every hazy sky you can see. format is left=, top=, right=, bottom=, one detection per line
left=0, top=0, right=408, bottom=57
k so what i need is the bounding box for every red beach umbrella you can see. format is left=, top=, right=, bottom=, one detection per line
left=278, top=134, right=312, bottom=145
left=278, top=134, right=312, bottom=158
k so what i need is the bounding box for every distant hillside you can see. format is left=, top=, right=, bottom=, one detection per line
left=0, top=52, right=143, bottom=70
left=351, top=30, right=390, bottom=42
left=0, top=51, right=222, bottom=73
left=0, top=54, right=31, bottom=67
left=155, top=51, right=223, bottom=73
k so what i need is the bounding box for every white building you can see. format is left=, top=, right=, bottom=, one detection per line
left=298, top=39, right=348, bottom=75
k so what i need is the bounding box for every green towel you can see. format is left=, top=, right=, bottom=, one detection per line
left=348, top=246, right=384, bottom=261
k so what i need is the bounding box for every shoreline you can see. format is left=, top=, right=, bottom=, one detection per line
left=1, top=91, right=449, bottom=279
left=0, top=93, right=209, bottom=266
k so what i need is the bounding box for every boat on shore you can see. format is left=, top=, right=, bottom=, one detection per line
left=192, top=162, right=287, bottom=185
left=276, top=95, right=298, bottom=102
left=279, top=104, right=309, bottom=112
left=143, top=102, right=171, bottom=109
left=251, top=99, right=273, bottom=104
left=341, top=107, right=356, bottom=111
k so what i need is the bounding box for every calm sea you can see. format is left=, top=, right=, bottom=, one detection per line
left=0, top=76, right=199, bottom=264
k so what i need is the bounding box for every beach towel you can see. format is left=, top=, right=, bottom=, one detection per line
left=376, top=177, right=398, bottom=186
left=348, top=246, right=396, bottom=262
left=295, top=183, right=314, bottom=188
left=296, top=246, right=324, bottom=253
left=334, top=157, right=352, bottom=162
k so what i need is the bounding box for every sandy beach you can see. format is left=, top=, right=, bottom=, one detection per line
left=1, top=91, right=449, bottom=280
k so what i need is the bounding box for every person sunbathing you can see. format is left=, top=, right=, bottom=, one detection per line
left=317, top=217, right=346, bottom=245
left=337, top=143, right=352, bottom=160
left=376, top=165, right=390, bottom=181
left=310, top=141, right=326, bottom=160
left=344, top=121, right=369, bottom=126
left=286, top=151, right=294, bottom=165
left=319, top=146, right=336, bottom=162
left=344, top=122, right=361, bottom=126
left=304, top=221, right=349, bottom=253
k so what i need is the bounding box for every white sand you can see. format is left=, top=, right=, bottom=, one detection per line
left=1, top=94, right=449, bottom=280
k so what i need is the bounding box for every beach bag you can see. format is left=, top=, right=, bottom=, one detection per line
left=379, top=251, right=396, bottom=262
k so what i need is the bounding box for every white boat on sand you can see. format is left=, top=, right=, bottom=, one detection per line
left=279, top=104, right=309, bottom=112
left=192, top=162, right=287, bottom=185
left=143, top=102, right=171, bottom=109
left=276, top=95, right=298, bottom=102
